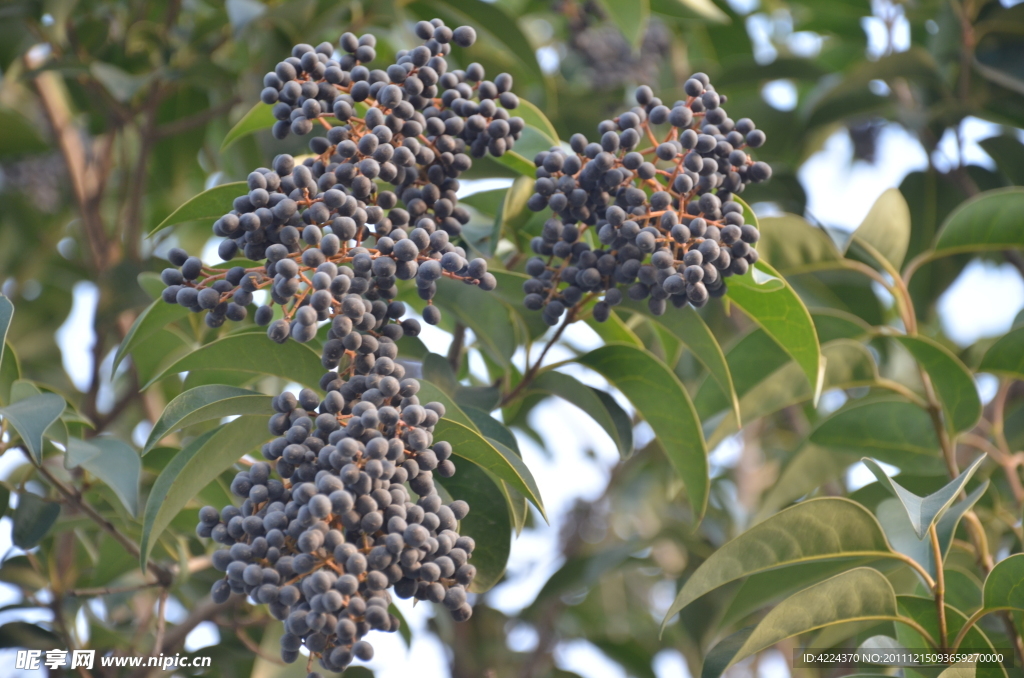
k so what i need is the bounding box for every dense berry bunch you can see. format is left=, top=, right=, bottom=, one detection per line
left=156, top=18, right=517, bottom=673
left=198, top=375, right=476, bottom=672
left=522, top=74, right=770, bottom=325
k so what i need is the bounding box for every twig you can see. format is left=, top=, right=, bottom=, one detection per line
left=68, top=581, right=164, bottom=597
left=447, top=322, right=466, bottom=373
left=930, top=524, right=948, bottom=649
left=152, top=589, right=169, bottom=657
left=500, top=313, right=574, bottom=407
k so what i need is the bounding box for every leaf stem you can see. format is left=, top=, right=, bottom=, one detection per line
left=500, top=312, right=574, bottom=407
left=930, top=523, right=948, bottom=650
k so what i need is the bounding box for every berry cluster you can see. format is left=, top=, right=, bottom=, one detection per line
left=157, top=18, right=519, bottom=672
left=521, top=75, right=769, bottom=325
left=199, top=378, right=476, bottom=672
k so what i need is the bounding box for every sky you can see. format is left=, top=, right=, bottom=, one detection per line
left=3, top=7, right=1024, bottom=678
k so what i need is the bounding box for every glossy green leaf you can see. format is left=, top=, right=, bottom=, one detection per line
left=875, top=481, right=986, bottom=578
left=586, top=310, right=643, bottom=348
left=437, top=455, right=512, bottom=592
left=896, top=596, right=1003, bottom=672
left=112, top=297, right=191, bottom=372
left=65, top=437, right=141, bottom=516
left=144, top=385, right=272, bottom=454
left=982, top=553, right=1024, bottom=611
left=725, top=260, right=823, bottom=402
left=727, top=568, right=899, bottom=670
left=812, top=308, right=873, bottom=342
left=895, top=336, right=981, bottom=434
left=0, top=393, right=66, bottom=463
left=492, top=176, right=535, bottom=253
left=757, top=214, right=842, bottom=276
left=434, top=277, right=517, bottom=367
left=0, top=342, right=19, bottom=407
left=621, top=302, right=740, bottom=424
left=594, top=0, right=650, bottom=46
left=12, top=493, right=61, bottom=549
left=143, top=333, right=325, bottom=392
left=150, top=181, right=246, bottom=234
left=809, top=397, right=944, bottom=472
left=576, top=343, right=708, bottom=518
left=863, top=454, right=986, bottom=539
left=979, top=325, right=1024, bottom=380
left=528, top=370, right=632, bottom=457
left=932, top=187, right=1024, bottom=256
left=221, top=102, right=275, bottom=151
left=513, top=98, right=559, bottom=146
left=140, top=415, right=274, bottom=570
left=433, top=418, right=545, bottom=519
left=850, top=189, right=912, bottom=270
left=662, top=498, right=895, bottom=631
left=701, top=628, right=754, bottom=678
left=491, top=149, right=536, bottom=176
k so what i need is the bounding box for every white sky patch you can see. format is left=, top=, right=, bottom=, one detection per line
left=55, top=281, right=99, bottom=392
left=938, top=260, right=1024, bottom=347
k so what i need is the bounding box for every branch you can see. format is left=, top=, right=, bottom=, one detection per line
left=26, top=53, right=118, bottom=271
left=29, top=454, right=174, bottom=586
left=500, top=313, right=574, bottom=408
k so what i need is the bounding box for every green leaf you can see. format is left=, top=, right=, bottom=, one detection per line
left=932, top=187, right=1024, bottom=256
left=621, top=303, right=740, bottom=424
left=756, top=445, right=859, bottom=522
left=701, top=629, right=754, bottom=678
left=594, top=0, right=650, bottom=46
left=12, top=493, right=61, bottom=549
left=65, top=437, right=141, bottom=516
left=492, top=176, right=535, bottom=253
left=528, top=370, right=632, bottom=457
left=849, top=188, right=912, bottom=270
left=433, top=418, right=545, bottom=519
left=725, top=260, right=823, bottom=403
left=0, top=108, right=49, bottom=156
left=140, top=415, right=274, bottom=570
left=144, top=385, right=272, bottom=454
left=894, top=336, right=980, bottom=434
left=863, top=454, right=986, bottom=539
left=0, top=393, right=66, bottom=463
left=221, top=102, right=276, bottom=151
left=433, top=276, right=517, bottom=367
left=513, top=99, right=559, bottom=146
left=757, top=214, right=842, bottom=276
left=979, top=325, right=1024, bottom=380
left=112, top=297, right=191, bottom=372
left=983, top=553, right=1024, bottom=611
left=436, top=457, right=512, bottom=592
left=491, top=149, right=536, bottom=176
left=895, top=596, right=1004, bottom=673
left=0, top=622, right=61, bottom=650
left=143, top=333, right=325, bottom=392
left=0, top=342, right=19, bottom=407
left=875, top=481, right=986, bottom=578
left=576, top=343, right=708, bottom=519
left=586, top=309, right=643, bottom=348
left=726, top=569, right=899, bottom=670
left=812, top=308, right=873, bottom=343
left=662, top=497, right=895, bottom=631
left=809, top=397, right=945, bottom=473
left=710, top=339, right=877, bottom=447
left=978, top=135, right=1024, bottom=185
left=150, top=182, right=246, bottom=234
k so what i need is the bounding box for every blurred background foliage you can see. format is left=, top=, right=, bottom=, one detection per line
left=1, top=0, right=1024, bottom=676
